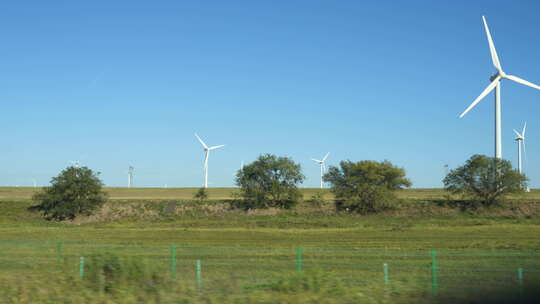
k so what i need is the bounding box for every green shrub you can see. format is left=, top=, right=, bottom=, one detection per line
left=193, top=188, right=208, bottom=202
left=31, top=166, right=107, bottom=220
left=324, top=160, right=411, bottom=214
left=444, top=154, right=527, bottom=206
left=234, top=154, right=305, bottom=210
left=84, top=253, right=164, bottom=294
left=309, top=192, right=326, bottom=207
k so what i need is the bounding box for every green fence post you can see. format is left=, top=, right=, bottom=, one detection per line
left=296, top=248, right=303, bottom=273
left=56, top=242, right=63, bottom=264
left=383, top=263, right=389, bottom=285
left=79, top=256, right=85, bottom=279
left=196, top=260, right=202, bottom=289
left=170, top=245, right=177, bottom=280
left=431, top=250, right=438, bottom=296
left=517, top=268, right=524, bottom=292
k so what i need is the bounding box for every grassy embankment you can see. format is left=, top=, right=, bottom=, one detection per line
left=1, top=187, right=540, bottom=303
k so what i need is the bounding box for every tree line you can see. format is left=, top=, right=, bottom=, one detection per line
left=31, top=154, right=528, bottom=220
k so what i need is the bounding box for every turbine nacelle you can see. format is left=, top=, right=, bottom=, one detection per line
left=513, top=122, right=527, bottom=141
left=490, top=71, right=506, bottom=81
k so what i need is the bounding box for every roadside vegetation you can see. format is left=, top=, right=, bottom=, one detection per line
left=0, top=154, right=538, bottom=303
left=30, top=166, right=107, bottom=221
left=323, top=160, right=412, bottom=213
left=444, top=154, right=528, bottom=206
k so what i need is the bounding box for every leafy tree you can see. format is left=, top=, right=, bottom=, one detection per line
left=443, top=154, right=527, bottom=206
left=323, top=160, right=411, bottom=213
left=31, top=166, right=107, bottom=220
left=235, top=154, right=305, bottom=209
left=193, top=187, right=208, bottom=202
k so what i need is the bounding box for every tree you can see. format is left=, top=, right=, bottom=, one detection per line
left=32, top=166, right=107, bottom=220
left=234, top=154, right=305, bottom=210
left=443, top=154, right=527, bottom=206
left=323, top=160, right=412, bottom=213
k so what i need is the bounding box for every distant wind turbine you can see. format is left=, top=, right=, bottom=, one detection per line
left=128, top=166, right=134, bottom=188
left=311, top=152, right=330, bottom=189
left=513, top=122, right=527, bottom=175
left=459, top=16, right=540, bottom=159
left=195, top=133, right=225, bottom=188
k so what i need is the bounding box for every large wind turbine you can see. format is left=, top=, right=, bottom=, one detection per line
left=459, top=16, right=540, bottom=159
left=195, top=133, right=225, bottom=188
left=311, top=152, right=330, bottom=189
left=513, top=122, right=526, bottom=175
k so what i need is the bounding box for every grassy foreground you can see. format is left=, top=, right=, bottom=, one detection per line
left=1, top=187, right=540, bottom=303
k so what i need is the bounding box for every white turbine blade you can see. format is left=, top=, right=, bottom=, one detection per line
left=322, top=152, right=330, bottom=162
left=505, top=75, right=540, bottom=90
left=482, top=16, right=502, bottom=72
left=209, top=144, right=225, bottom=150
left=459, top=76, right=500, bottom=118
left=195, top=133, right=208, bottom=149
left=311, top=158, right=322, bottom=163
left=322, top=163, right=326, bottom=172
left=513, top=129, right=522, bottom=138
left=522, top=122, right=527, bottom=137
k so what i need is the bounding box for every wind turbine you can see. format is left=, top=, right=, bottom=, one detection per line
left=513, top=122, right=526, bottom=174
left=311, top=152, right=330, bottom=189
left=128, top=166, right=134, bottom=188
left=459, top=16, right=540, bottom=159
left=195, top=133, right=225, bottom=188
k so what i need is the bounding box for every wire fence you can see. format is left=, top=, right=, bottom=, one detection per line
left=1, top=241, right=540, bottom=296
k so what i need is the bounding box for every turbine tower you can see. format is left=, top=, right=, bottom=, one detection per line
left=195, top=133, right=225, bottom=188
left=311, top=152, right=330, bottom=189
left=459, top=16, right=540, bottom=159
left=513, top=123, right=526, bottom=175
left=128, top=166, right=134, bottom=188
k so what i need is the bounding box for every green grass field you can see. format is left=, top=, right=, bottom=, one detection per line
left=1, top=187, right=540, bottom=303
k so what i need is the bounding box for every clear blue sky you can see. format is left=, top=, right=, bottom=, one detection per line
left=1, top=1, right=540, bottom=188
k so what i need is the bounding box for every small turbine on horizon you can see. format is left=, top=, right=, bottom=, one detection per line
left=311, top=152, right=330, bottom=189
left=513, top=123, right=530, bottom=192
left=513, top=123, right=526, bottom=174
left=195, top=133, right=225, bottom=188
left=459, top=16, right=540, bottom=159
left=128, top=166, right=134, bottom=188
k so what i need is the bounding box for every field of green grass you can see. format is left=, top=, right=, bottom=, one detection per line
left=1, top=187, right=540, bottom=303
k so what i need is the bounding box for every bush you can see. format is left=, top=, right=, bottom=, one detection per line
left=309, top=191, right=326, bottom=208
left=323, top=160, right=411, bottom=213
left=443, top=154, right=527, bottom=206
left=31, top=166, right=107, bottom=220
left=234, top=154, right=305, bottom=210
left=84, top=253, right=165, bottom=294
left=193, top=188, right=208, bottom=202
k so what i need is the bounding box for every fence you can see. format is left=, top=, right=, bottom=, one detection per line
left=1, top=241, right=540, bottom=296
